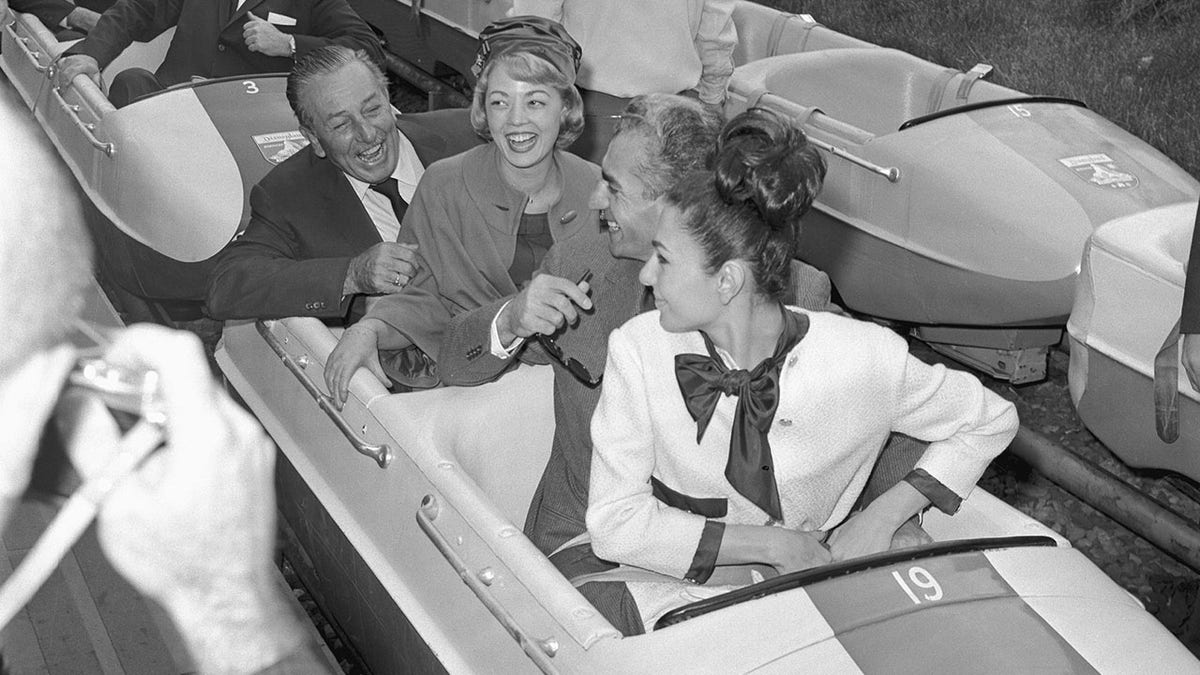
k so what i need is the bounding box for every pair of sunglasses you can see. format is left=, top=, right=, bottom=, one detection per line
left=534, top=270, right=601, bottom=388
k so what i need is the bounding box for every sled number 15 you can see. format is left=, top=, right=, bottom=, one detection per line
left=892, top=566, right=943, bottom=604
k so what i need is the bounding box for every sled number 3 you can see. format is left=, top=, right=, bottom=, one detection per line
left=243, top=81, right=260, bottom=95
left=892, top=566, right=943, bottom=604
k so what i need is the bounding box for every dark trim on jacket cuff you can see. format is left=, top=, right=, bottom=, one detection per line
left=685, top=520, right=725, bottom=584
left=904, top=468, right=962, bottom=515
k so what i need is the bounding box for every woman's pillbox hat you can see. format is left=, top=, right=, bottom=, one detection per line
left=471, top=15, right=582, bottom=80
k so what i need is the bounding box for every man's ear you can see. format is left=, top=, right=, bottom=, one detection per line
left=300, top=126, right=325, bottom=158
left=716, top=261, right=747, bottom=305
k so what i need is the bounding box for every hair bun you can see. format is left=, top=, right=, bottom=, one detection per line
left=713, top=108, right=827, bottom=233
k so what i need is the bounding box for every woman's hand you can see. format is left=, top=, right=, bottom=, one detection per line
left=829, top=480, right=932, bottom=561
left=827, top=509, right=902, bottom=561
left=764, top=527, right=833, bottom=574
left=325, top=320, right=391, bottom=409
left=721, top=523, right=831, bottom=575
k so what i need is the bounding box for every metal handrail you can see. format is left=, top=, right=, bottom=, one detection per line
left=255, top=320, right=392, bottom=469
left=809, top=136, right=901, bottom=183
left=417, top=494, right=561, bottom=674
left=49, top=86, right=115, bottom=157
left=4, top=19, right=47, bottom=73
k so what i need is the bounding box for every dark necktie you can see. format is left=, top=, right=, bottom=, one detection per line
left=369, top=178, right=408, bottom=226
left=673, top=307, right=809, bottom=521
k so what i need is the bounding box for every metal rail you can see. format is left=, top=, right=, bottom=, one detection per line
left=416, top=494, right=561, bottom=674
left=1008, top=426, right=1200, bottom=574
left=255, top=320, right=392, bottom=469
left=809, top=136, right=901, bottom=183
left=50, top=86, right=115, bottom=157
left=4, top=19, right=47, bottom=73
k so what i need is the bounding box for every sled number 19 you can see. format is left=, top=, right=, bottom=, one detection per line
left=892, top=566, right=943, bottom=604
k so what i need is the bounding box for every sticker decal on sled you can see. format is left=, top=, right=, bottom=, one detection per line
left=1058, top=153, right=1139, bottom=190
left=253, top=131, right=309, bottom=165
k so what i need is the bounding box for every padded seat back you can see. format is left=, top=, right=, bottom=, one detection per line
left=368, top=364, right=556, bottom=527
left=731, top=48, right=957, bottom=136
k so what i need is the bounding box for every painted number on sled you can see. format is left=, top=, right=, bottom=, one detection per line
left=1007, top=104, right=1032, bottom=118
left=892, top=566, right=943, bottom=604
left=243, top=81, right=260, bottom=95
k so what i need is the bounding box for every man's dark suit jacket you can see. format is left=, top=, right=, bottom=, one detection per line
left=206, top=109, right=480, bottom=322
left=12, top=0, right=78, bottom=27
left=64, top=0, right=381, bottom=88
left=1179, top=203, right=1200, bottom=333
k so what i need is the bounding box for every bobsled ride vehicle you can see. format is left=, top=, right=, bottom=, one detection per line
left=3, top=1, right=1198, bottom=672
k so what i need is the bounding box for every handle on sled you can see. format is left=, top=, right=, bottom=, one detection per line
left=417, top=494, right=562, bottom=673
left=256, top=320, right=392, bottom=468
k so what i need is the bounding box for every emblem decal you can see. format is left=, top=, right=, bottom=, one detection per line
left=253, top=131, right=309, bottom=165
left=1058, top=153, right=1139, bottom=190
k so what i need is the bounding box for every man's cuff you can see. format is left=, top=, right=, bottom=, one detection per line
left=903, top=468, right=962, bottom=515
left=489, top=300, right=525, bottom=359
left=684, top=520, right=725, bottom=584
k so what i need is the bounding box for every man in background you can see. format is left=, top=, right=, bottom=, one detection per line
left=54, top=0, right=382, bottom=107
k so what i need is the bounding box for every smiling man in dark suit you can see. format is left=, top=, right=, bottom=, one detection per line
left=53, top=0, right=381, bottom=107
left=206, top=46, right=477, bottom=333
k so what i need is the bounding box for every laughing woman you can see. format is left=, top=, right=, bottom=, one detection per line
left=324, top=16, right=598, bottom=403
left=585, top=108, right=1019, bottom=633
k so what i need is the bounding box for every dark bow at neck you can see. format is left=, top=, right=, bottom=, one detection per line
left=674, top=307, right=809, bottom=521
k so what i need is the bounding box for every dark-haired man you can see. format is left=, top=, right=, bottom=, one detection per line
left=207, top=46, right=477, bottom=339
left=54, top=0, right=382, bottom=107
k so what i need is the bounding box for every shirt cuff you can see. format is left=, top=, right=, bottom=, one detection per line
left=904, top=468, right=963, bottom=515
left=684, top=520, right=725, bottom=584
left=489, top=300, right=525, bottom=359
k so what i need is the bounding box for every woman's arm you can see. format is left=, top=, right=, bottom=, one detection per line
left=588, top=326, right=716, bottom=580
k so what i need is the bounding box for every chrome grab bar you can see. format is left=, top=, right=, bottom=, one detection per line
left=417, top=494, right=561, bottom=673
left=749, top=91, right=901, bottom=184
left=255, top=320, right=392, bottom=469
left=49, top=86, right=115, bottom=157
left=4, top=20, right=47, bottom=73
left=809, top=136, right=901, bottom=183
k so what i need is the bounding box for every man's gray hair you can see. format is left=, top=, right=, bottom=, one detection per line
left=614, top=93, right=725, bottom=199
left=287, top=45, right=387, bottom=130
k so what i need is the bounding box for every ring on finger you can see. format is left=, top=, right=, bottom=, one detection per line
left=391, top=273, right=402, bottom=286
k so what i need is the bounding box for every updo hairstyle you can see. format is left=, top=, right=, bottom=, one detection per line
left=663, top=107, right=826, bottom=302
left=469, top=51, right=586, bottom=149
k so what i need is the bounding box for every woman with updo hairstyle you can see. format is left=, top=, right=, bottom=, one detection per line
left=585, top=107, right=1019, bottom=633
left=324, top=16, right=600, bottom=401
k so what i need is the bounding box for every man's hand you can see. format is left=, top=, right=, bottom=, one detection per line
left=324, top=319, right=391, bottom=409
left=65, top=7, right=101, bottom=33
left=496, top=273, right=593, bottom=346
left=57, top=325, right=310, bottom=673
left=54, top=54, right=102, bottom=89
left=243, top=13, right=293, bottom=57
left=343, top=242, right=420, bottom=296
left=1182, top=333, right=1200, bottom=392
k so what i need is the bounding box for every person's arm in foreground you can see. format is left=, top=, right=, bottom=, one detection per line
left=1179, top=203, right=1200, bottom=391
left=61, top=326, right=332, bottom=674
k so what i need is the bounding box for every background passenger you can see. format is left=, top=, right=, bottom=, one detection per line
left=586, top=108, right=1019, bottom=632
left=510, top=0, right=736, bottom=162
left=322, top=16, right=598, bottom=403
left=10, top=0, right=107, bottom=39
left=54, top=0, right=381, bottom=107
left=207, top=46, right=477, bottom=325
